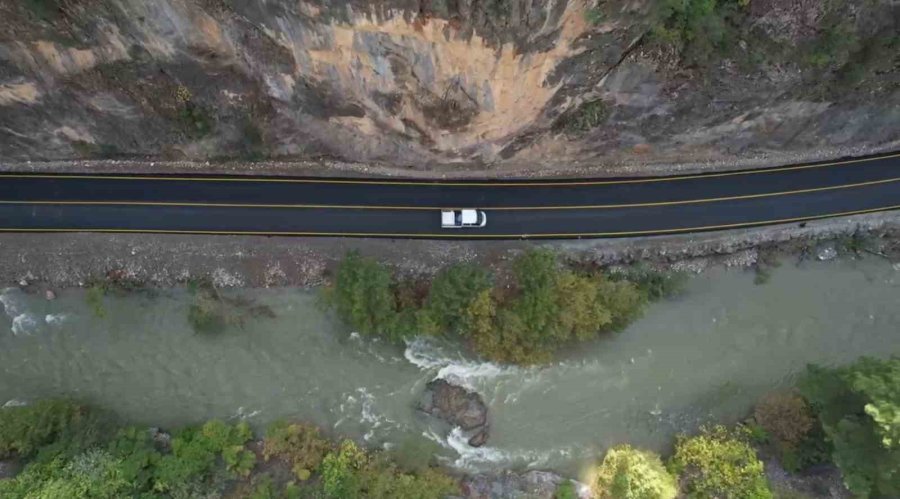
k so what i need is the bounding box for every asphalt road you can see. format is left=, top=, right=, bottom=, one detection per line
left=0, top=153, right=897, bottom=238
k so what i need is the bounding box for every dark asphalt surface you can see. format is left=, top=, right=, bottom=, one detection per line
left=0, top=153, right=897, bottom=238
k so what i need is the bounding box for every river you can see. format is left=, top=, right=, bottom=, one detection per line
left=1, top=257, right=898, bottom=475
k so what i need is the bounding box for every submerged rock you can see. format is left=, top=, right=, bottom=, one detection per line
left=45, top=290, right=56, bottom=301
left=148, top=427, right=172, bottom=450
left=816, top=242, right=838, bottom=261
left=419, top=379, right=490, bottom=447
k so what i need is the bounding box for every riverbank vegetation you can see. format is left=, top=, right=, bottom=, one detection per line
left=0, top=355, right=896, bottom=497
left=585, top=355, right=900, bottom=498
left=0, top=403, right=457, bottom=498
left=326, top=249, right=685, bottom=364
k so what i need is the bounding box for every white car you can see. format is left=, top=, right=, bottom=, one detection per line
left=441, top=209, right=487, bottom=228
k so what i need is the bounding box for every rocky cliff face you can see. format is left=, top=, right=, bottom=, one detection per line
left=0, top=0, right=897, bottom=172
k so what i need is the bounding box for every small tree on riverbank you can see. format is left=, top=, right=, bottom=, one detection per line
left=594, top=444, right=677, bottom=499
left=669, top=426, right=772, bottom=498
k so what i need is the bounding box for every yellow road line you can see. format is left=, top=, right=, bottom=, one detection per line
left=1, top=176, right=897, bottom=210
left=0, top=205, right=897, bottom=239
left=1, top=152, right=898, bottom=187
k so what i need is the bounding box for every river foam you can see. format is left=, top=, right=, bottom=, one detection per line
left=424, top=427, right=584, bottom=471
left=403, top=337, right=523, bottom=391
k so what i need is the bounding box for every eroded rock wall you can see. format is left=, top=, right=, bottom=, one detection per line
left=0, top=0, right=897, bottom=171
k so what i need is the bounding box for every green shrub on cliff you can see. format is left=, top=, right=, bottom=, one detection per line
left=669, top=425, right=772, bottom=498
left=650, top=0, right=749, bottom=67
left=799, top=356, right=900, bottom=497
left=594, top=444, right=676, bottom=499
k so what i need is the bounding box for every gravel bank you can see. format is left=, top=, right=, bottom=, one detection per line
left=1, top=211, right=898, bottom=290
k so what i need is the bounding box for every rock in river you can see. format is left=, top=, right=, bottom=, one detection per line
left=419, top=379, right=490, bottom=447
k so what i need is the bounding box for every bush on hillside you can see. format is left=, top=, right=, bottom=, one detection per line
left=669, top=425, right=772, bottom=498
left=594, top=444, right=677, bottom=499
left=650, top=0, right=749, bottom=67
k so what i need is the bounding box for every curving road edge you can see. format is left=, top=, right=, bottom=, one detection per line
left=0, top=152, right=898, bottom=239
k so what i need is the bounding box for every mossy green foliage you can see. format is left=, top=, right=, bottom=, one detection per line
left=263, top=420, right=330, bottom=481
left=154, top=419, right=255, bottom=490
left=585, top=7, right=604, bottom=26
left=565, top=100, right=609, bottom=133
left=799, top=356, right=900, bottom=497
left=669, top=425, right=772, bottom=498
left=328, top=249, right=654, bottom=364
left=0, top=399, right=457, bottom=499
left=594, top=444, right=677, bottom=499
left=320, top=439, right=458, bottom=499
left=187, top=286, right=232, bottom=334
left=187, top=281, right=275, bottom=335
left=0, top=402, right=257, bottom=498
left=752, top=391, right=830, bottom=472
left=467, top=250, right=646, bottom=364
left=0, top=400, right=106, bottom=462
left=327, top=250, right=400, bottom=339
left=22, top=0, right=61, bottom=21
left=85, top=284, right=107, bottom=319
left=177, top=101, right=214, bottom=139
left=555, top=479, right=578, bottom=499
left=609, top=265, right=688, bottom=302
left=800, top=0, right=899, bottom=91
left=649, top=0, right=749, bottom=67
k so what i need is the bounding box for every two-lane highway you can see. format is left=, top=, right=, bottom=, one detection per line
left=0, top=153, right=898, bottom=238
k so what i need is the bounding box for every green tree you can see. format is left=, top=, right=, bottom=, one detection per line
left=328, top=251, right=399, bottom=338
left=650, top=0, right=748, bottom=67
left=669, top=426, right=772, bottom=498
left=799, top=356, right=900, bottom=497
left=422, top=263, right=492, bottom=334
left=321, top=440, right=368, bottom=499
left=594, top=444, right=677, bottom=499
left=152, top=420, right=254, bottom=491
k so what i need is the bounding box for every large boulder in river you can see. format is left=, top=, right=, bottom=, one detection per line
left=419, top=379, right=490, bottom=447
